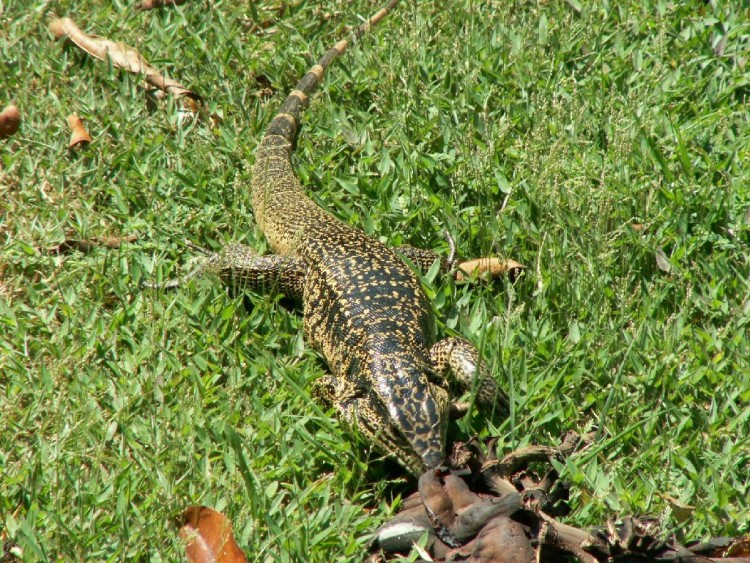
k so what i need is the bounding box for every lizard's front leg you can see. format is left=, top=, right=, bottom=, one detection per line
left=430, top=337, right=510, bottom=418
left=212, top=244, right=307, bottom=304
left=144, top=243, right=307, bottom=305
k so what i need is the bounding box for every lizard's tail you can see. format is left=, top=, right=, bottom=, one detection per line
left=263, top=0, right=401, bottom=146
left=251, top=0, right=401, bottom=251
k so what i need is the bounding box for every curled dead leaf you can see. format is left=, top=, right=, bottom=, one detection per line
left=49, top=17, right=201, bottom=110
left=179, top=506, right=247, bottom=563
left=0, top=104, right=21, bottom=138
left=67, top=114, right=92, bottom=148
left=456, top=257, right=525, bottom=281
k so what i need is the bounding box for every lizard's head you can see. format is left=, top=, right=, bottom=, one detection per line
left=359, top=361, right=451, bottom=475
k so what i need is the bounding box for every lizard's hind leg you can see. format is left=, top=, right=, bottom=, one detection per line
left=396, top=245, right=451, bottom=276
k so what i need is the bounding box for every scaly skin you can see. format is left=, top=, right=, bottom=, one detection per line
left=234, top=0, right=509, bottom=474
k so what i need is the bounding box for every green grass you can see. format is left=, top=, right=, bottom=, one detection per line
left=2, top=0, right=749, bottom=560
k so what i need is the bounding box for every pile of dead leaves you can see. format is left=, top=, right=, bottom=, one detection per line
left=173, top=434, right=749, bottom=562
left=367, top=435, right=750, bottom=562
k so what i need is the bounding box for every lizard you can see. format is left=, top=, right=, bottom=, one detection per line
left=185, top=0, right=510, bottom=474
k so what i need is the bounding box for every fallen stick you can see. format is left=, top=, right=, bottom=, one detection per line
left=48, top=234, right=139, bottom=254
left=49, top=17, right=201, bottom=109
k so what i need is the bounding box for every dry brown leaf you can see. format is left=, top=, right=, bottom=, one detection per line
left=254, top=74, right=275, bottom=98
left=179, top=506, right=247, bottom=563
left=135, top=0, right=187, bottom=10
left=660, top=494, right=695, bottom=525
left=67, top=114, right=92, bottom=147
left=456, top=257, right=525, bottom=281
left=49, top=17, right=201, bottom=109
left=0, top=104, right=21, bottom=138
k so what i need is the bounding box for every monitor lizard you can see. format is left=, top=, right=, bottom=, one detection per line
left=189, top=0, right=509, bottom=474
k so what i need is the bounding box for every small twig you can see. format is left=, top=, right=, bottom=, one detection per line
left=499, top=192, right=511, bottom=213
left=443, top=230, right=456, bottom=269
left=48, top=234, right=138, bottom=254
left=535, top=231, right=546, bottom=293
